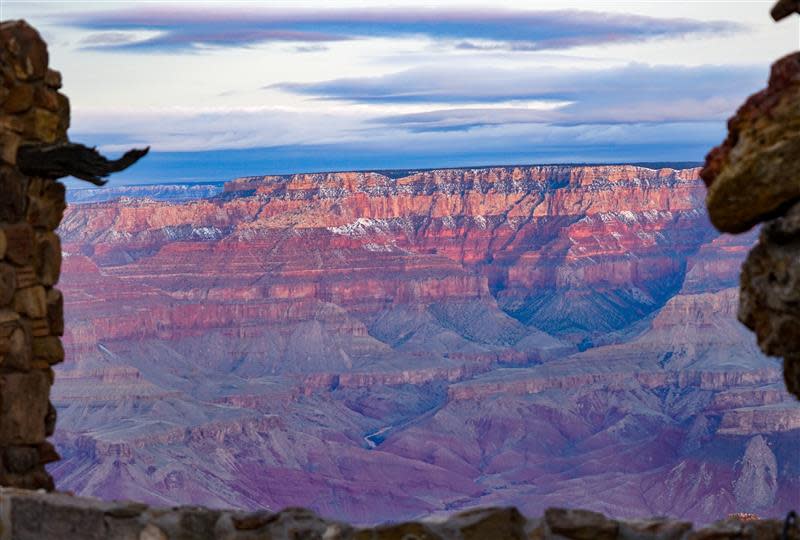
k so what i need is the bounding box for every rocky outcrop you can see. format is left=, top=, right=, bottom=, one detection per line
left=739, top=202, right=800, bottom=396
left=733, top=436, right=778, bottom=511
left=701, top=38, right=800, bottom=399
left=702, top=52, right=800, bottom=234
left=0, top=487, right=796, bottom=540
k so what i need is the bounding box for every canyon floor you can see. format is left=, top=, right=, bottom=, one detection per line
left=49, top=165, right=800, bottom=525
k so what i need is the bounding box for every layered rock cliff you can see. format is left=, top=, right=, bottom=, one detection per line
left=59, top=165, right=707, bottom=344
left=52, top=165, right=800, bottom=524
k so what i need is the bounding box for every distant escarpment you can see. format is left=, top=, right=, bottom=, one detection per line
left=60, top=165, right=714, bottom=347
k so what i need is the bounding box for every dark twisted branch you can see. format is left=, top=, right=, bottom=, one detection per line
left=771, top=0, right=800, bottom=20
left=17, top=143, right=149, bottom=186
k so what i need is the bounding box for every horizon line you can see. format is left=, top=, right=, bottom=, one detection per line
left=67, top=160, right=705, bottom=189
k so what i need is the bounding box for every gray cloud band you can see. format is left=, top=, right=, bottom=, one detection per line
left=63, top=7, right=742, bottom=52
left=272, top=63, right=765, bottom=128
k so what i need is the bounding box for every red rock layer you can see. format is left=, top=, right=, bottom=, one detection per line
left=59, top=165, right=711, bottom=349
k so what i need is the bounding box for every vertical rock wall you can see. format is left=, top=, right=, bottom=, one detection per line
left=0, top=21, right=68, bottom=490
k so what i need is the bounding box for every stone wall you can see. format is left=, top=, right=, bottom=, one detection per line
left=0, top=487, right=795, bottom=540
left=0, top=21, right=68, bottom=490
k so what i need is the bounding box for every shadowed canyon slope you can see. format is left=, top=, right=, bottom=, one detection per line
left=51, top=165, right=799, bottom=524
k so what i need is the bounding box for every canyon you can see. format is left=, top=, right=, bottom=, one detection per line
left=50, top=164, right=799, bottom=525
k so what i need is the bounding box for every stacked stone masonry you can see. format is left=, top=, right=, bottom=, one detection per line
left=0, top=488, right=796, bottom=540
left=0, top=20, right=67, bottom=491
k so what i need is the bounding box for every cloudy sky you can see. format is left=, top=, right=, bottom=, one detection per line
left=3, top=1, right=798, bottom=184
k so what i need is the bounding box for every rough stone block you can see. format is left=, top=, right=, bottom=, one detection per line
left=45, top=288, right=63, bottom=336
left=0, top=370, right=49, bottom=445
left=139, top=523, right=168, bottom=540
left=3, top=83, right=33, bottom=114
left=33, top=86, right=60, bottom=112
left=13, top=265, right=35, bottom=289
left=0, top=21, right=49, bottom=81
left=445, top=507, right=527, bottom=540
left=0, top=310, right=30, bottom=371
left=2, top=222, right=33, bottom=265
left=0, top=467, right=53, bottom=490
left=0, top=130, right=20, bottom=165
left=231, top=510, right=276, bottom=531
left=0, top=307, right=22, bottom=326
left=0, top=113, right=24, bottom=133
left=29, top=318, right=48, bottom=338
left=0, top=489, right=796, bottom=540
left=31, top=336, right=62, bottom=365
left=0, top=263, right=16, bottom=306
left=544, top=508, right=619, bottom=540
left=104, top=516, right=146, bottom=540
left=44, top=69, right=61, bottom=89
left=13, top=286, right=46, bottom=319
left=27, top=179, right=66, bottom=231
left=9, top=492, right=111, bottom=540
left=3, top=446, right=39, bottom=474
left=34, top=231, right=60, bottom=286
left=22, top=108, right=62, bottom=144
left=0, top=167, right=27, bottom=223
left=702, top=52, right=800, bottom=233
left=177, top=507, right=224, bottom=540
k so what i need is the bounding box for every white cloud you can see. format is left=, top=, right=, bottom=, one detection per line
left=5, top=0, right=793, bottom=164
